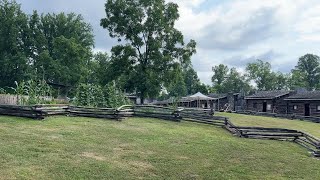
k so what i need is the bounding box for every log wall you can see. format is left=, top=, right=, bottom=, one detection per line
left=287, top=101, right=320, bottom=117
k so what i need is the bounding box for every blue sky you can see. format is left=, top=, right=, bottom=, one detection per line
left=16, top=0, right=320, bottom=84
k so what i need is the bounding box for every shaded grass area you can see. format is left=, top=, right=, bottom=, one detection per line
left=220, top=113, right=320, bottom=138
left=0, top=116, right=320, bottom=179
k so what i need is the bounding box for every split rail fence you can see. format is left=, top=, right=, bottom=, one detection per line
left=237, top=110, right=320, bottom=123
left=0, top=104, right=319, bottom=157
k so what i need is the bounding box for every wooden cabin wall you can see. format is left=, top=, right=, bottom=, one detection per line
left=287, top=101, right=320, bottom=117
left=215, top=98, right=228, bottom=110
left=246, top=94, right=293, bottom=113
left=246, top=100, right=274, bottom=112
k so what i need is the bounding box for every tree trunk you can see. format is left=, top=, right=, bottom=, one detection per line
left=140, top=90, right=145, bottom=105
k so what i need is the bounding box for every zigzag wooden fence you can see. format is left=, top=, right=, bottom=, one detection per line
left=35, top=104, right=69, bottom=116
left=237, top=111, right=320, bottom=123
left=0, top=104, right=319, bottom=157
left=133, top=105, right=181, bottom=121
left=224, top=119, right=320, bottom=157
left=0, top=105, right=46, bottom=119
left=68, top=105, right=134, bottom=121
left=178, top=108, right=225, bottom=127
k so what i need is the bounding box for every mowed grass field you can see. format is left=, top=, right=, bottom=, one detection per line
left=220, top=113, right=320, bottom=138
left=0, top=115, right=320, bottom=179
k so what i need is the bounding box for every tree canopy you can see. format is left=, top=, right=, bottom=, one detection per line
left=211, top=64, right=251, bottom=94
left=0, top=0, right=29, bottom=88
left=290, top=54, right=320, bottom=90
left=100, top=0, right=196, bottom=103
left=0, top=0, right=95, bottom=95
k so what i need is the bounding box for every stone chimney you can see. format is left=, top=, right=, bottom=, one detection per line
left=227, top=93, right=235, bottom=111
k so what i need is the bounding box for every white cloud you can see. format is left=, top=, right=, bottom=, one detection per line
left=168, top=0, right=320, bottom=84
left=169, top=0, right=205, bottom=7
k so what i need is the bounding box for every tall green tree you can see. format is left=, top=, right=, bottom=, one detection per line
left=101, top=0, right=196, bottom=103
left=0, top=0, right=30, bottom=88
left=167, top=68, right=187, bottom=97
left=25, top=11, right=47, bottom=69
left=88, top=52, right=111, bottom=85
left=211, top=64, right=251, bottom=94
left=288, top=69, right=307, bottom=90
left=222, top=68, right=252, bottom=93
left=274, top=72, right=289, bottom=90
left=36, top=12, right=94, bottom=87
left=291, top=54, right=320, bottom=90
left=211, top=64, right=229, bottom=92
left=246, top=60, right=278, bottom=90
left=182, top=66, right=207, bottom=95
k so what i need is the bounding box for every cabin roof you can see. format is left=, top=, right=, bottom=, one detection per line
left=284, top=91, right=320, bottom=101
left=208, top=93, right=228, bottom=99
left=245, top=90, right=291, bottom=100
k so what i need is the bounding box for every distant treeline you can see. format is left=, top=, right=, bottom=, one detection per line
left=211, top=54, right=320, bottom=94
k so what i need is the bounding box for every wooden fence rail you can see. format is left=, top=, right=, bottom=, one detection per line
left=0, top=104, right=319, bottom=157
left=133, top=105, right=181, bottom=121
left=178, top=108, right=225, bottom=127
left=236, top=110, right=320, bottom=123
left=223, top=119, right=320, bottom=157
left=69, top=106, right=122, bottom=120
left=0, top=105, right=46, bottom=119
left=35, top=104, right=69, bottom=116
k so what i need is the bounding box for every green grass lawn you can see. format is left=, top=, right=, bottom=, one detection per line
left=219, top=112, right=320, bottom=138
left=0, top=115, right=320, bottom=179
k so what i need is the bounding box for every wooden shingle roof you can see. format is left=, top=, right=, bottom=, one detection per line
left=245, top=90, right=291, bottom=100
left=285, top=91, right=320, bottom=101
left=208, top=93, right=227, bottom=99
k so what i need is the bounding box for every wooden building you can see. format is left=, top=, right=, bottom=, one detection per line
left=208, top=93, right=227, bottom=111
left=208, top=93, right=242, bottom=111
left=284, top=91, right=320, bottom=117
left=245, top=90, right=293, bottom=113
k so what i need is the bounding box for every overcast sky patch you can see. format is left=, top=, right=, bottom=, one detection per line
left=15, top=0, right=320, bottom=85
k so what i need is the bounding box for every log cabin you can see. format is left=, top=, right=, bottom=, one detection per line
left=245, top=90, right=293, bottom=113
left=208, top=93, right=228, bottom=111
left=208, top=93, right=241, bottom=111
left=284, top=91, right=320, bottom=117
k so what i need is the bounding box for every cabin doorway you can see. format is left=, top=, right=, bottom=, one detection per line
left=263, top=102, right=267, bottom=112
left=304, top=104, right=310, bottom=116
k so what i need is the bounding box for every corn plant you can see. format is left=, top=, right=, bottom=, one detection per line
left=0, top=87, right=6, bottom=94
left=10, top=80, right=53, bottom=105
left=74, top=83, right=131, bottom=108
